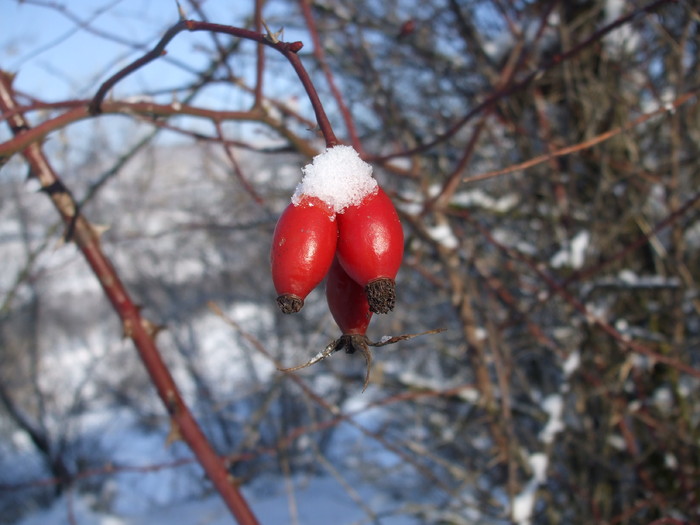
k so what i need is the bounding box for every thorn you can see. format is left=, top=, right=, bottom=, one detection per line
left=141, top=318, right=166, bottom=339
left=89, top=222, right=111, bottom=240
left=171, top=93, right=182, bottom=111
left=122, top=319, right=134, bottom=339
left=262, top=19, right=283, bottom=44
left=165, top=418, right=183, bottom=446
left=54, top=235, right=66, bottom=250
left=175, top=0, right=187, bottom=21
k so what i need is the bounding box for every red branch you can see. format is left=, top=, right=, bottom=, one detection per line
left=298, top=0, right=362, bottom=153
left=88, top=18, right=339, bottom=148
left=0, top=99, right=262, bottom=158
left=0, top=71, right=260, bottom=525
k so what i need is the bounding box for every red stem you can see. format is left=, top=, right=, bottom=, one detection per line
left=0, top=71, right=260, bottom=525
left=88, top=18, right=338, bottom=149
left=298, top=0, right=360, bottom=152
left=0, top=100, right=261, bottom=158
left=253, top=0, right=265, bottom=107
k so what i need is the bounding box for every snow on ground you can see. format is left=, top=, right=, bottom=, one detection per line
left=16, top=472, right=420, bottom=525
left=11, top=397, right=422, bottom=525
left=16, top=481, right=420, bottom=525
left=511, top=453, right=548, bottom=525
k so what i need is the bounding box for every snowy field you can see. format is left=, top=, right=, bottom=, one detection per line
left=17, top=476, right=420, bottom=525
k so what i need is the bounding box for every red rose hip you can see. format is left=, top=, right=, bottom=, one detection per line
left=326, top=256, right=375, bottom=390
left=336, top=186, right=404, bottom=314
left=326, top=256, right=373, bottom=335
left=271, top=195, right=337, bottom=313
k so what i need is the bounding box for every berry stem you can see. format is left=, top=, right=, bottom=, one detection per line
left=88, top=18, right=338, bottom=149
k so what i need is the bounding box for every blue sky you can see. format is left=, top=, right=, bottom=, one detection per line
left=1, top=1, right=311, bottom=147
left=2, top=1, right=259, bottom=102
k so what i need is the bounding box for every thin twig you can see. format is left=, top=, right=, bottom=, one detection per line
left=466, top=89, right=699, bottom=184
left=87, top=18, right=339, bottom=148
left=369, top=0, right=678, bottom=162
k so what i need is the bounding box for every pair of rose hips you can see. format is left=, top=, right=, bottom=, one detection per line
left=270, top=186, right=404, bottom=338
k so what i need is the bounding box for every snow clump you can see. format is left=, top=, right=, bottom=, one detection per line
left=292, top=145, right=377, bottom=214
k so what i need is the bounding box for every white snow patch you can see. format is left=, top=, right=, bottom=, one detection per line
left=451, top=188, right=519, bottom=213
left=664, top=453, right=678, bottom=470
left=397, top=371, right=446, bottom=392
left=292, top=145, right=377, bottom=214
left=607, top=434, right=626, bottom=451
left=562, top=350, right=581, bottom=378
left=512, top=453, right=549, bottom=525
left=539, top=394, right=564, bottom=444
left=474, top=327, right=488, bottom=342
left=529, top=453, right=548, bottom=484
left=653, top=387, right=673, bottom=413
left=483, top=31, right=514, bottom=62
left=395, top=198, right=422, bottom=216
left=603, top=0, right=640, bottom=56
left=457, top=387, right=480, bottom=404
left=492, top=228, right=537, bottom=255
left=619, top=269, right=638, bottom=284
left=569, top=230, right=590, bottom=267
left=425, top=222, right=459, bottom=250
left=550, top=230, right=589, bottom=269
left=196, top=302, right=277, bottom=385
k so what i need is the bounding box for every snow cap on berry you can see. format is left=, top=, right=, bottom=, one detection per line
left=292, top=145, right=377, bottom=214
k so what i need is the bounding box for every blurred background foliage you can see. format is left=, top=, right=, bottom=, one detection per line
left=1, top=0, right=698, bottom=523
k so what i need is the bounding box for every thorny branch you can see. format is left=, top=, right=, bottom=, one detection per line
left=0, top=71, right=260, bottom=525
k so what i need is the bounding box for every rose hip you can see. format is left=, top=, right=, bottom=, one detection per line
left=271, top=195, right=337, bottom=313
left=336, top=186, right=404, bottom=314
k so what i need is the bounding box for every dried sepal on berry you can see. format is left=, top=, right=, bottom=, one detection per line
left=278, top=328, right=446, bottom=392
